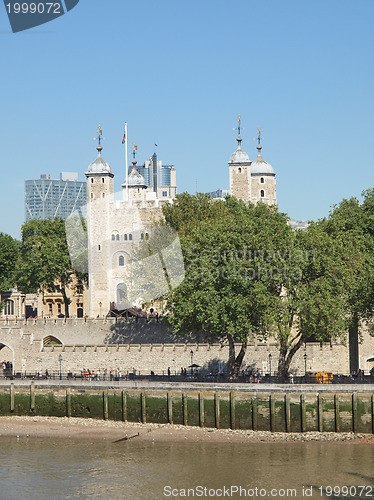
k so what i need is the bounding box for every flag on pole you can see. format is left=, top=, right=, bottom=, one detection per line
left=122, top=130, right=126, bottom=144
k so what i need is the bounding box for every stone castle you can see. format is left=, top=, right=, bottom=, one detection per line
left=2, top=120, right=373, bottom=377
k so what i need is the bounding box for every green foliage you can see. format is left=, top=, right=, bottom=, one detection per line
left=162, top=191, right=370, bottom=377
left=16, top=218, right=87, bottom=317
left=0, top=232, right=20, bottom=292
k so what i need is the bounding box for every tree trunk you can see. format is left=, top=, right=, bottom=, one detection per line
left=61, top=286, right=70, bottom=318
left=277, top=341, right=291, bottom=381
left=227, top=335, right=247, bottom=378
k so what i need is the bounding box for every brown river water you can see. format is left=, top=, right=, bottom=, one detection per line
left=0, top=439, right=373, bottom=499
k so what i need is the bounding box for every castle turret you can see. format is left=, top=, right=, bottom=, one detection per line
left=250, top=128, right=276, bottom=205
left=228, top=115, right=251, bottom=204
left=85, top=126, right=114, bottom=317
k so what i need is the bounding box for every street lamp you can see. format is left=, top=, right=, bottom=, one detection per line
left=99, top=301, right=102, bottom=317
left=190, top=350, right=193, bottom=376
left=268, top=353, right=272, bottom=383
left=304, top=353, right=307, bottom=378
left=59, top=354, right=62, bottom=380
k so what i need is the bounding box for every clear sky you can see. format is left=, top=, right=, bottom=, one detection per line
left=1, top=0, right=373, bottom=239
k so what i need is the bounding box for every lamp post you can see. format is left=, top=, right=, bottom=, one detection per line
left=99, top=301, right=102, bottom=317
left=304, top=353, right=307, bottom=378
left=268, top=353, right=272, bottom=383
left=190, top=350, right=193, bottom=376
left=59, top=354, right=62, bottom=381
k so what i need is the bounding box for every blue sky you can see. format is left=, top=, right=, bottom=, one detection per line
left=1, top=0, right=373, bottom=238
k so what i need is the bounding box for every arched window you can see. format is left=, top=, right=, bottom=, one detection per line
left=260, top=190, right=265, bottom=198
left=102, top=193, right=105, bottom=198
left=91, top=178, right=94, bottom=183
left=4, top=300, right=14, bottom=316
left=116, top=283, right=127, bottom=304
left=102, top=178, right=105, bottom=183
left=119, top=255, right=125, bottom=266
left=141, top=233, right=144, bottom=240
left=260, top=177, right=264, bottom=184
left=112, top=234, right=115, bottom=241
left=238, top=168, right=242, bottom=173
left=124, top=234, right=128, bottom=241
left=116, top=234, right=120, bottom=241
left=129, top=234, right=133, bottom=241
left=91, top=193, right=94, bottom=199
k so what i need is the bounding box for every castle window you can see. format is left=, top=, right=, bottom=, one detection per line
left=102, top=178, right=105, bottom=183
left=112, top=234, right=115, bottom=241
left=91, top=178, right=94, bottom=183
left=4, top=300, right=14, bottom=316
left=48, top=303, right=53, bottom=315
left=141, top=233, right=144, bottom=240
left=57, top=303, right=62, bottom=315
left=260, top=190, right=265, bottom=198
left=116, top=234, right=120, bottom=241
left=102, top=193, right=105, bottom=198
left=98, top=244, right=101, bottom=251
left=238, top=168, right=242, bottom=173
left=124, top=234, right=128, bottom=241
left=118, top=255, right=125, bottom=266
left=260, top=177, right=264, bottom=184
left=129, top=234, right=133, bottom=241
left=91, top=193, right=94, bottom=199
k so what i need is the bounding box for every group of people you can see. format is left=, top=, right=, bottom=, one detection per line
left=80, top=367, right=138, bottom=381
left=1, top=360, right=12, bottom=374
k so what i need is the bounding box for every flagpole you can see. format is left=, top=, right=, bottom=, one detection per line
left=125, top=122, right=128, bottom=201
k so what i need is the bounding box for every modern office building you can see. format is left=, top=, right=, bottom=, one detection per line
left=24, top=172, right=87, bottom=221
left=134, top=152, right=177, bottom=199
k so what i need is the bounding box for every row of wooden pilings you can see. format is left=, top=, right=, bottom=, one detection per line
left=7, top=384, right=374, bottom=433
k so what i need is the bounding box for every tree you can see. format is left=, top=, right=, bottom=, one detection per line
left=0, top=232, right=20, bottom=292
left=163, top=193, right=362, bottom=378
left=163, top=194, right=295, bottom=376
left=16, top=218, right=87, bottom=318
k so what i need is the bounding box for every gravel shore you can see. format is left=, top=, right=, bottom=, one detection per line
left=0, top=416, right=373, bottom=443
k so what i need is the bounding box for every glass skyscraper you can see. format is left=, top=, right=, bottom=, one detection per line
left=24, top=172, right=87, bottom=222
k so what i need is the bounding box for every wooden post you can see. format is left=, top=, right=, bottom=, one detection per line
left=10, top=383, right=14, bottom=412
left=141, top=391, right=146, bottom=423
left=230, top=392, right=236, bottom=430
left=317, top=394, right=323, bottom=432
left=214, top=392, right=220, bottom=429
left=103, top=389, right=109, bottom=420
left=122, top=391, right=127, bottom=422
left=30, top=381, right=35, bottom=411
left=300, top=394, right=306, bottom=432
left=199, top=392, right=204, bottom=427
left=285, top=394, right=291, bottom=433
left=66, top=387, right=72, bottom=418
left=334, top=393, right=340, bottom=432
left=352, top=393, right=358, bottom=433
left=252, top=397, right=258, bottom=431
left=167, top=392, right=173, bottom=424
left=270, top=393, right=275, bottom=432
left=182, top=393, right=188, bottom=426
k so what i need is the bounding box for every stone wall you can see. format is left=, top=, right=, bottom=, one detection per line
left=0, top=318, right=352, bottom=376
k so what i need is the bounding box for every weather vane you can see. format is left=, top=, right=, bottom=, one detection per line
left=233, top=115, right=243, bottom=136
left=132, top=142, right=138, bottom=159
left=257, top=127, right=261, bottom=146
left=94, top=125, right=104, bottom=146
